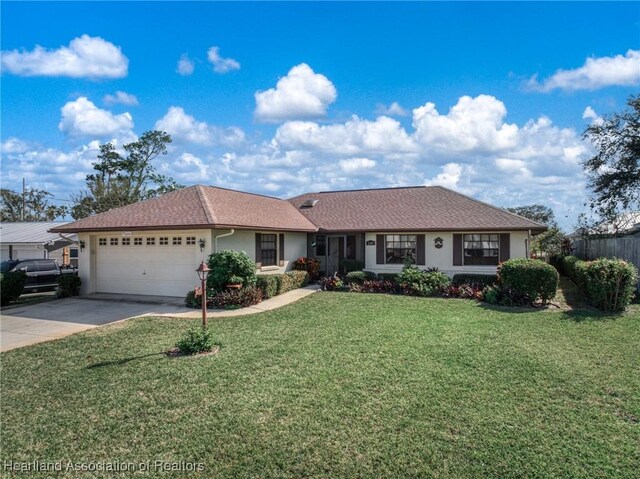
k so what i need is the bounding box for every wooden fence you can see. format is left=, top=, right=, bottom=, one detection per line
left=572, top=237, right=640, bottom=290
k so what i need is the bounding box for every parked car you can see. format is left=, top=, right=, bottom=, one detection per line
left=0, top=259, right=77, bottom=293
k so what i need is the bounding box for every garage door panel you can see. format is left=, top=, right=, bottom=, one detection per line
left=96, top=240, right=203, bottom=296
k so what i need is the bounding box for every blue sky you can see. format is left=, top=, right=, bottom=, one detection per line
left=1, top=1, right=639, bottom=230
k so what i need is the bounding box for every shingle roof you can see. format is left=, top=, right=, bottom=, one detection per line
left=50, top=186, right=318, bottom=233
left=288, top=186, right=547, bottom=232
left=1, top=222, right=77, bottom=243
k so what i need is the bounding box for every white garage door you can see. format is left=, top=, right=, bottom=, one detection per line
left=96, top=234, right=202, bottom=297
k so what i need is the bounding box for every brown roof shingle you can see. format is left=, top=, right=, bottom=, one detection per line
left=288, top=186, right=547, bottom=232
left=50, top=186, right=318, bottom=233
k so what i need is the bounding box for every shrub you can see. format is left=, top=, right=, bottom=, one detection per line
left=57, top=274, right=81, bottom=298
left=340, top=259, right=365, bottom=273
left=175, top=326, right=216, bottom=355
left=287, top=270, right=310, bottom=289
left=377, top=273, right=399, bottom=282
left=292, top=257, right=321, bottom=280
left=561, top=255, right=582, bottom=279
left=442, top=284, right=483, bottom=300
left=482, top=285, right=501, bottom=304
left=579, top=258, right=638, bottom=312
left=358, top=280, right=399, bottom=294
left=207, top=250, right=256, bottom=292
left=451, top=274, right=497, bottom=288
left=0, top=271, right=27, bottom=306
left=256, top=275, right=282, bottom=299
left=210, top=286, right=263, bottom=310
left=345, top=271, right=368, bottom=284
left=184, top=288, right=202, bottom=308
left=320, top=276, right=344, bottom=291
left=397, top=264, right=450, bottom=297
left=498, top=258, right=559, bottom=305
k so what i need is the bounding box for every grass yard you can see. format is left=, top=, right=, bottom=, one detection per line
left=1, top=293, right=639, bottom=478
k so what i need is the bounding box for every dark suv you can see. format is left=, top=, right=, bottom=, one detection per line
left=0, top=259, right=77, bottom=293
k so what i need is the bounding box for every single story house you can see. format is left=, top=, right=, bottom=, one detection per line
left=50, top=185, right=546, bottom=297
left=1, top=222, right=79, bottom=266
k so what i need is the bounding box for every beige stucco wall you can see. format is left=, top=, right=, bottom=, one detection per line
left=215, top=229, right=308, bottom=275
left=364, top=231, right=530, bottom=276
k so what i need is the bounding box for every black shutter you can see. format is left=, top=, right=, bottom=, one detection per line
left=279, top=233, right=285, bottom=266
left=376, top=234, right=385, bottom=264
left=346, top=235, right=357, bottom=260
left=453, top=234, right=462, bottom=266
left=499, top=233, right=510, bottom=262
left=255, top=233, right=262, bottom=267
left=416, top=234, right=425, bottom=265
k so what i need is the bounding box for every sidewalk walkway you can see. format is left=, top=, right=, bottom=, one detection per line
left=155, top=284, right=321, bottom=319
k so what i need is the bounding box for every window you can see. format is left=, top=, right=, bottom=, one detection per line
left=146, top=237, right=156, bottom=246
left=159, top=237, right=168, bottom=245
left=173, top=237, right=182, bottom=246
left=110, top=238, right=119, bottom=246
left=37, top=260, right=57, bottom=272
left=134, top=237, right=143, bottom=246
left=98, top=238, right=107, bottom=246
left=315, top=235, right=326, bottom=256
left=463, top=234, right=499, bottom=266
left=385, top=235, right=417, bottom=264
left=70, top=249, right=79, bottom=258
left=260, top=234, right=277, bottom=266
left=122, top=238, right=131, bottom=246
left=186, top=236, right=196, bottom=245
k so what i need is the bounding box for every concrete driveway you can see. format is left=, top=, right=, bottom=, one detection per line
left=1, top=295, right=190, bottom=352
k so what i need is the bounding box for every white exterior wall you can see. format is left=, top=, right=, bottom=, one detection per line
left=78, top=228, right=309, bottom=296
left=364, top=231, right=529, bottom=276
left=215, top=229, right=308, bottom=275
left=1, top=244, right=48, bottom=261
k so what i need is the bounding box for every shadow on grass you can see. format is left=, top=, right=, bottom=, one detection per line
left=87, top=352, right=166, bottom=369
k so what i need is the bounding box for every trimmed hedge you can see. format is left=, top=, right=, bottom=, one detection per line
left=278, top=270, right=310, bottom=294
left=345, top=271, right=368, bottom=284
left=452, top=274, right=497, bottom=288
left=0, top=271, right=27, bottom=306
left=256, top=275, right=282, bottom=299
left=340, top=259, right=365, bottom=274
left=499, top=258, right=559, bottom=305
left=57, top=274, right=81, bottom=298
left=211, top=286, right=263, bottom=310
left=561, top=256, right=637, bottom=312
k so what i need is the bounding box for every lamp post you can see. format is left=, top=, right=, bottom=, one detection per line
left=195, top=261, right=210, bottom=329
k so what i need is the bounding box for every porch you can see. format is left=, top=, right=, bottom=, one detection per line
left=307, top=233, right=365, bottom=275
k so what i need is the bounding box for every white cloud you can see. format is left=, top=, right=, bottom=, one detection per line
left=161, top=153, right=210, bottom=183
left=58, top=97, right=134, bottom=138
left=207, top=47, right=240, bottom=73
left=582, top=106, right=603, bottom=125
left=424, top=163, right=463, bottom=189
left=375, top=101, right=408, bottom=116
left=103, top=91, right=139, bottom=106
left=412, top=95, right=519, bottom=154
left=275, top=115, right=417, bottom=157
left=527, top=49, right=640, bottom=92
left=339, top=157, right=377, bottom=173
left=1, top=137, right=30, bottom=154
left=255, top=63, right=337, bottom=122
left=177, top=53, right=195, bottom=75
left=1, top=34, right=128, bottom=79
left=494, top=158, right=532, bottom=176
left=155, top=106, right=245, bottom=146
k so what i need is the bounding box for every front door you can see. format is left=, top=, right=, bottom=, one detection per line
left=327, top=236, right=345, bottom=274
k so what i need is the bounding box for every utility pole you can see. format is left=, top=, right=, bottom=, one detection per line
left=21, top=178, right=25, bottom=221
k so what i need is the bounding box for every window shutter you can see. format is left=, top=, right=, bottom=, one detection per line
left=453, top=234, right=462, bottom=266
left=376, top=235, right=385, bottom=264
left=279, top=233, right=285, bottom=266
left=499, top=233, right=510, bottom=262
left=255, top=233, right=262, bottom=267
left=416, top=234, right=425, bottom=265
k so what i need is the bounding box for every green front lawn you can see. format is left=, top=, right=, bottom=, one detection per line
left=2, top=293, right=639, bottom=478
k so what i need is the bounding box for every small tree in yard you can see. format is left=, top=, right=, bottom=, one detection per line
left=206, top=250, right=257, bottom=292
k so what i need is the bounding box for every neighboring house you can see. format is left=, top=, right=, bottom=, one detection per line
left=50, top=185, right=546, bottom=297
left=1, top=222, right=78, bottom=266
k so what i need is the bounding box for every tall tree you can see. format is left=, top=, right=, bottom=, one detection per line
left=583, top=95, right=640, bottom=215
left=71, top=130, right=183, bottom=219
left=0, top=188, right=68, bottom=221
left=505, top=204, right=557, bottom=227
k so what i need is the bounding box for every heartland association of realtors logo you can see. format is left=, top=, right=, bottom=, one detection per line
left=3, top=460, right=205, bottom=473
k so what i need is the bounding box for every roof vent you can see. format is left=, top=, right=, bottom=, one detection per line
left=300, top=199, right=319, bottom=208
